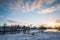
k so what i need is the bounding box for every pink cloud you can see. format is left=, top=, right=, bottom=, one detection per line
left=38, top=4, right=60, bottom=14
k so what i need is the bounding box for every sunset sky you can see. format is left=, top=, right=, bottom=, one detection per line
left=0, top=0, right=60, bottom=26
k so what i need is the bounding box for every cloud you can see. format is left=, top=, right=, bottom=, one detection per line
left=48, top=18, right=60, bottom=23
left=0, top=16, right=3, bottom=18
left=7, top=18, right=30, bottom=25
left=54, top=19, right=60, bottom=26
left=30, top=0, right=43, bottom=11
left=6, top=18, right=21, bottom=24
left=30, top=0, right=56, bottom=11
left=46, top=0, right=56, bottom=4
left=8, top=0, right=56, bottom=13
left=23, top=0, right=55, bottom=12
left=0, top=15, right=30, bottom=25
left=0, top=16, right=6, bottom=20
left=55, top=19, right=60, bottom=23
left=0, top=0, right=56, bottom=15
left=7, top=18, right=29, bottom=25
left=7, top=19, right=17, bottom=23
left=38, top=4, right=60, bottom=14
left=0, top=16, right=16, bottom=23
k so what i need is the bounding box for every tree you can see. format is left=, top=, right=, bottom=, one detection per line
left=39, top=25, right=46, bottom=31
left=3, top=23, right=7, bottom=34
left=38, top=26, right=46, bottom=32
left=22, top=25, right=27, bottom=34
left=26, top=27, right=30, bottom=34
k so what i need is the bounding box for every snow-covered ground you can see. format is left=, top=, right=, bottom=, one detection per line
left=0, top=32, right=60, bottom=40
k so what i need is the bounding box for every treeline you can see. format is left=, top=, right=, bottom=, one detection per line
left=0, top=23, right=46, bottom=34
left=0, top=23, right=60, bottom=34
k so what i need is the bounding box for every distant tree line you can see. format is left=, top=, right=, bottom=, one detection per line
left=0, top=23, right=60, bottom=34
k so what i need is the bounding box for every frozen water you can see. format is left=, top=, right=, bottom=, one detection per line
left=0, top=32, right=60, bottom=40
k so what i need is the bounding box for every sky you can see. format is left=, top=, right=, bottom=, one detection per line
left=0, top=0, right=60, bottom=26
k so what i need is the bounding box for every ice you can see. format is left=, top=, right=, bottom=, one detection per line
left=0, top=32, right=60, bottom=40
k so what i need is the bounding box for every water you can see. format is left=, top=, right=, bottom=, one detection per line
left=44, top=29, right=59, bottom=32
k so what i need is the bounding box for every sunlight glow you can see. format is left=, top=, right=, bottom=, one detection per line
left=47, top=21, right=56, bottom=27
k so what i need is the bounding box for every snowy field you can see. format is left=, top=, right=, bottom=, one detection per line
left=0, top=32, right=60, bottom=40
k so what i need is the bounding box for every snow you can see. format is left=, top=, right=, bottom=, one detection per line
left=0, top=32, right=60, bottom=40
